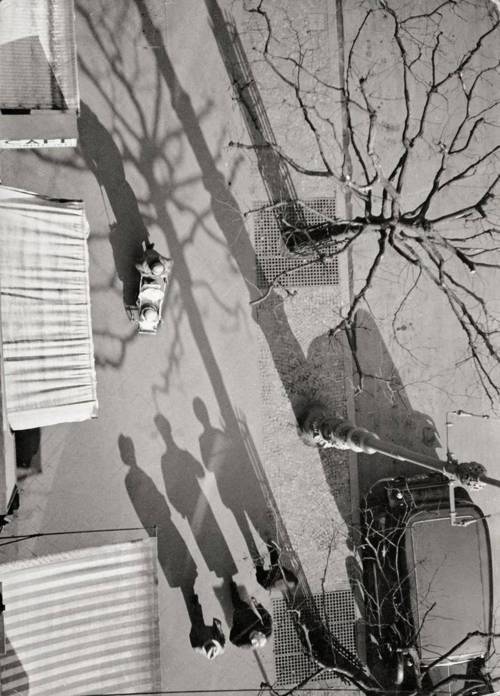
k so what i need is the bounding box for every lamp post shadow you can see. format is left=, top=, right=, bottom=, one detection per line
left=350, top=309, right=441, bottom=496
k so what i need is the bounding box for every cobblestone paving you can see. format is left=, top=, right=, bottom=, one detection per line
left=226, top=0, right=357, bottom=593
left=255, top=282, right=354, bottom=592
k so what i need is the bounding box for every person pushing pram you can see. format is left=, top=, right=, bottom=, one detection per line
left=135, top=242, right=173, bottom=280
left=130, top=242, right=173, bottom=334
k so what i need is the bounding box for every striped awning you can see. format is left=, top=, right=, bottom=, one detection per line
left=0, top=538, right=161, bottom=696
left=0, top=185, right=98, bottom=430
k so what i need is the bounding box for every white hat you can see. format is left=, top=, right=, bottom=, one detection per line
left=249, top=631, right=267, bottom=649
left=202, top=640, right=224, bottom=660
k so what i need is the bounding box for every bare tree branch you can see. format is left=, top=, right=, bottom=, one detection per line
left=240, top=0, right=500, bottom=407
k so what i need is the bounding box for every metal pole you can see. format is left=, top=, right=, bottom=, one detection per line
left=299, top=404, right=486, bottom=488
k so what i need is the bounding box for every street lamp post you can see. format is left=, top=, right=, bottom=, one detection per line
left=299, top=403, right=486, bottom=490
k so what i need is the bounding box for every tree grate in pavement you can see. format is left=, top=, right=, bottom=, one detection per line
left=253, top=198, right=340, bottom=288
left=272, top=589, right=356, bottom=686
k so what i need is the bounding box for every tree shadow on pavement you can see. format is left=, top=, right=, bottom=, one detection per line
left=205, top=0, right=298, bottom=205
left=204, top=1, right=356, bottom=523
left=73, top=3, right=371, bottom=678
left=118, top=434, right=199, bottom=621
left=131, top=0, right=312, bottom=595
left=131, top=13, right=363, bottom=647
left=78, top=101, right=148, bottom=306
left=77, top=0, right=349, bottom=613
left=78, top=0, right=300, bottom=603
left=193, top=397, right=271, bottom=563
left=154, top=414, right=238, bottom=585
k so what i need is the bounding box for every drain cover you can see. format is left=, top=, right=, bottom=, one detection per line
left=253, top=198, right=340, bottom=289
left=272, top=589, right=357, bottom=686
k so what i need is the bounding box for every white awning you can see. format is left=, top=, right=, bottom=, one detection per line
left=0, top=538, right=161, bottom=696
left=0, top=185, right=98, bottom=430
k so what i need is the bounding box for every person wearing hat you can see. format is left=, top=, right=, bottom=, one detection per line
left=189, top=594, right=226, bottom=661
left=255, top=540, right=299, bottom=593
left=136, top=242, right=173, bottom=279
left=229, top=581, right=272, bottom=649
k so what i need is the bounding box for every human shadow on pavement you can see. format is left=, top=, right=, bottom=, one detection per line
left=118, top=434, right=198, bottom=619
left=79, top=6, right=354, bottom=650
left=155, top=415, right=238, bottom=585
left=135, top=1, right=355, bottom=584
left=78, top=101, right=148, bottom=306
left=77, top=4, right=365, bottom=677
left=166, top=0, right=357, bottom=520
left=193, top=397, right=270, bottom=563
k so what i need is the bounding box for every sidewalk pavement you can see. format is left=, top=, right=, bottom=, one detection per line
left=229, top=0, right=360, bottom=589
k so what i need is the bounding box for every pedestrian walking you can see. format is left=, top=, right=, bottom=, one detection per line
left=135, top=242, right=173, bottom=279
left=255, top=540, right=299, bottom=592
left=189, top=594, right=225, bottom=660
left=229, top=581, right=272, bottom=649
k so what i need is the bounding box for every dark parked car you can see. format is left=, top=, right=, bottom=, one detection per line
left=361, top=474, right=493, bottom=694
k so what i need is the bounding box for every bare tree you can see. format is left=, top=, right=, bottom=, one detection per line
left=230, top=0, right=500, bottom=407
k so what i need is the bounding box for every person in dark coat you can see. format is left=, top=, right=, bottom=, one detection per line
left=189, top=594, right=225, bottom=660
left=135, top=242, right=173, bottom=279
left=255, top=540, right=299, bottom=592
left=229, top=581, right=272, bottom=649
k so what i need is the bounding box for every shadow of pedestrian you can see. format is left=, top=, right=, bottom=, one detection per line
left=154, top=415, right=238, bottom=584
left=118, top=434, right=198, bottom=616
left=193, top=397, right=271, bottom=563
left=78, top=101, right=148, bottom=306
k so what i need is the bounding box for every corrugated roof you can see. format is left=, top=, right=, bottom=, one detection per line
left=0, top=538, right=161, bottom=695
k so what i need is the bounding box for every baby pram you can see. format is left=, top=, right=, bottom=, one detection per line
left=134, top=275, right=167, bottom=335
left=128, top=244, right=172, bottom=335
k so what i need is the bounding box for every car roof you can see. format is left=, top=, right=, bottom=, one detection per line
left=404, top=504, right=493, bottom=666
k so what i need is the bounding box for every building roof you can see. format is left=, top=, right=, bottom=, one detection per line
left=0, top=538, right=161, bottom=695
